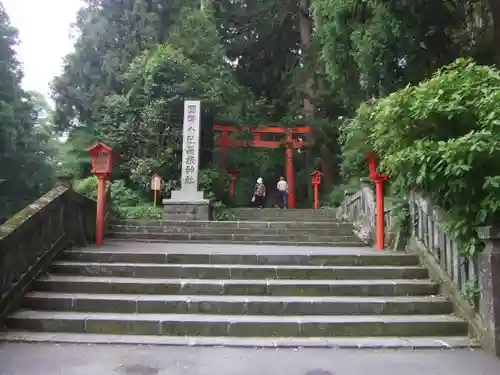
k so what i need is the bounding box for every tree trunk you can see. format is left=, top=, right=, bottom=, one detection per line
left=298, top=0, right=315, bottom=202
left=298, top=0, right=314, bottom=120
left=489, top=0, right=500, bottom=66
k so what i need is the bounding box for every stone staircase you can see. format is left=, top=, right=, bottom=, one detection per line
left=106, top=207, right=360, bottom=246
left=0, top=208, right=476, bottom=348
left=1, top=242, right=474, bottom=348
left=106, top=219, right=361, bottom=246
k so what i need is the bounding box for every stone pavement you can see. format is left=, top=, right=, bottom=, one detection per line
left=1, top=343, right=500, bottom=375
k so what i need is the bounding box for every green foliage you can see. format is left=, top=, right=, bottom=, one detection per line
left=74, top=177, right=145, bottom=208
left=342, top=58, right=500, bottom=256
left=212, top=201, right=236, bottom=221
left=389, top=198, right=411, bottom=238
left=313, top=0, right=479, bottom=110
left=73, top=176, right=98, bottom=200
left=50, top=0, right=500, bottom=213
left=461, top=279, right=480, bottom=308
left=114, top=205, right=163, bottom=219
left=109, top=180, right=144, bottom=207
left=324, top=178, right=360, bottom=207
left=199, top=168, right=232, bottom=204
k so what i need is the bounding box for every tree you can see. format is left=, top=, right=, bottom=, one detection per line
left=0, top=4, right=56, bottom=221
left=52, top=0, right=202, bottom=133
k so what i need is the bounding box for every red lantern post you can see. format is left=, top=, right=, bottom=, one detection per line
left=228, top=168, right=239, bottom=199
left=366, top=152, right=388, bottom=250
left=87, top=142, right=113, bottom=246
left=310, top=170, right=324, bottom=209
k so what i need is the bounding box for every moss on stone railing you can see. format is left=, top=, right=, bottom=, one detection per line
left=0, top=185, right=97, bottom=323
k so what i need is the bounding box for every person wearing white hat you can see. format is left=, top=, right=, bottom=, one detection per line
left=252, top=177, right=266, bottom=208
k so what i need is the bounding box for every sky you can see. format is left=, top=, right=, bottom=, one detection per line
left=3, top=0, right=83, bottom=99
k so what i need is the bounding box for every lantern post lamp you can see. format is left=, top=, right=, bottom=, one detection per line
left=87, top=142, right=113, bottom=246
left=310, top=170, right=324, bottom=209
left=150, top=173, right=163, bottom=206
left=366, top=152, right=388, bottom=250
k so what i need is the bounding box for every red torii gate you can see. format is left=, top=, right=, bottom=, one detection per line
left=213, top=124, right=312, bottom=208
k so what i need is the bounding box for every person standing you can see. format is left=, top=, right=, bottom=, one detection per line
left=253, top=177, right=266, bottom=208
left=276, top=176, right=288, bottom=208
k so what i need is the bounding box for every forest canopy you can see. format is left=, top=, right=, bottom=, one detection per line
left=1, top=0, right=500, bottom=220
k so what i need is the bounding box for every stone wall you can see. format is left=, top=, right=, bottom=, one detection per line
left=0, top=185, right=97, bottom=323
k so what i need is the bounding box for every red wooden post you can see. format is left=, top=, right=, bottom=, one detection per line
left=285, top=131, right=296, bottom=208
left=366, top=152, right=388, bottom=250
left=87, top=142, right=113, bottom=246
left=96, top=176, right=106, bottom=244
left=366, top=151, right=377, bottom=179
left=219, top=131, right=229, bottom=170
left=310, top=170, right=323, bottom=209
left=229, top=168, right=238, bottom=199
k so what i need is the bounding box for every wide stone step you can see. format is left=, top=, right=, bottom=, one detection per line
left=106, top=231, right=361, bottom=245
left=33, top=276, right=439, bottom=296
left=229, top=215, right=339, bottom=222
left=5, top=311, right=468, bottom=337
left=230, top=217, right=340, bottom=222
left=0, top=331, right=478, bottom=348
left=229, top=217, right=339, bottom=223
left=108, top=220, right=351, bottom=230
left=22, top=293, right=453, bottom=315
left=105, top=237, right=363, bottom=247
left=231, top=208, right=338, bottom=216
left=49, top=261, right=429, bottom=280
left=59, top=248, right=421, bottom=266
left=107, top=224, right=354, bottom=236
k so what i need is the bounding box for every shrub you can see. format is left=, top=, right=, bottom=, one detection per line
left=199, top=168, right=232, bottom=204
left=341, top=58, right=500, bottom=257
left=114, top=205, right=163, bottom=219
left=73, top=176, right=98, bottom=200
left=324, top=179, right=360, bottom=207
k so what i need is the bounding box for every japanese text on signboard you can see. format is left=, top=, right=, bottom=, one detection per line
left=184, top=104, right=197, bottom=184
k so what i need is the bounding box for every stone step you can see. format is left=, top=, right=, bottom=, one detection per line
left=231, top=208, right=338, bottom=216
left=32, top=275, right=439, bottom=296
left=22, top=293, right=453, bottom=315
left=5, top=311, right=468, bottom=337
left=229, top=217, right=339, bottom=223
left=59, top=248, right=421, bottom=266
left=229, top=212, right=339, bottom=222
left=107, top=224, right=354, bottom=236
left=49, top=261, right=429, bottom=280
left=229, top=217, right=339, bottom=222
left=107, top=219, right=352, bottom=231
left=0, top=331, right=478, bottom=348
left=106, top=231, right=361, bottom=245
left=105, top=237, right=363, bottom=247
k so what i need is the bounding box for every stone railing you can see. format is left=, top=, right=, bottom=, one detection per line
left=339, top=180, right=391, bottom=245
left=0, top=185, right=97, bottom=323
left=407, top=192, right=482, bottom=338
left=338, top=183, right=488, bottom=349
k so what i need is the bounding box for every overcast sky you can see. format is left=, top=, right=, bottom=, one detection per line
left=3, top=0, right=83, bottom=99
